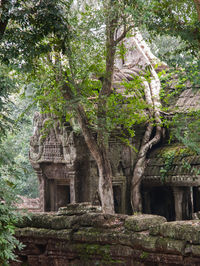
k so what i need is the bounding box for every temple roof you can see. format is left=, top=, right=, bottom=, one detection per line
left=142, top=88, right=200, bottom=187
left=175, top=88, right=200, bottom=112
left=143, top=145, right=200, bottom=187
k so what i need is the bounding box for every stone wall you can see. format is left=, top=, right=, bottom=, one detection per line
left=11, top=203, right=200, bottom=265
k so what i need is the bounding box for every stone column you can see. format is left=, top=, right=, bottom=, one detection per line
left=69, top=171, right=76, bottom=203
left=190, top=186, right=194, bottom=214
left=173, top=187, right=184, bottom=221
left=32, top=163, right=45, bottom=212
left=38, top=172, right=45, bottom=212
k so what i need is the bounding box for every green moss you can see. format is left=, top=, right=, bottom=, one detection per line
left=125, top=214, right=166, bottom=232
left=76, top=243, right=123, bottom=264
left=160, top=146, right=196, bottom=158
left=140, top=251, right=149, bottom=259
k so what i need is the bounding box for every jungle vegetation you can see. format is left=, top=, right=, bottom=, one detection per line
left=0, top=0, right=199, bottom=263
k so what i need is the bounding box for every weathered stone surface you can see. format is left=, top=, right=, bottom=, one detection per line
left=15, top=227, right=72, bottom=241
left=158, top=220, right=200, bottom=244
left=131, top=232, right=158, bottom=251
left=156, top=237, right=186, bottom=255
left=12, top=209, right=200, bottom=265
left=125, top=214, right=166, bottom=232
left=73, top=227, right=132, bottom=246
left=17, top=212, right=77, bottom=230
left=58, top=202, right=102, bottom=216
left=185, top=243, right=200, bottom=257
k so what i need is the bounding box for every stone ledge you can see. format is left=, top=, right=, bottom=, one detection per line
left=125, top=214, right=166, bottom=232
left=12, top=206, right=200, bottom=265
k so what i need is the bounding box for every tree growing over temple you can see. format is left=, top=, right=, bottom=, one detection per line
left=0, top=0, right=199, bottom=216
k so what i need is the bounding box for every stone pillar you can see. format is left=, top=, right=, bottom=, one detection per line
left=31, top=163, right=45, bottom=212
left=190, top=187, right=194, bottom=214
left=38, top=172, right=45, bottom=212
left=69, top=171, right=76, bottom=203
left=173, top=187, right=184, bottom=221
left=182, top=187, right=193, bottom=220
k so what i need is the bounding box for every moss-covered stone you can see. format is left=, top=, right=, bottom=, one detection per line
left=156, top=237, right=186, bottom=255
left=186, top=244, right=200, bottom=257
left=15, top=227, right=72, bottom=240
left=77, top=213, right=127, bottom=229
left=14, top=209, right=200, bottom=265
left=131, top=232, right=158, bottom=251
left=58, top=202, right=102, bottom=216
left=149, top=223, right=162, bottom=236
left=158, top=221, right=200, bottom=244
left=72, top=227, right=132, bottom=246
left=125, top=214, right=166, bottom=232
left=17, top=212, right=81, bottom=230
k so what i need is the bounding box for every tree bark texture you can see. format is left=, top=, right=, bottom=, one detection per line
left=130, top=31, right=163, bottom=212
left=114, top=29, right=165, bottom=212
left=194, top=0, right=200, bottom=21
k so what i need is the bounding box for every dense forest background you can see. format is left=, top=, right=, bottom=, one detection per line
left=0, top=0, right=199, bottom=263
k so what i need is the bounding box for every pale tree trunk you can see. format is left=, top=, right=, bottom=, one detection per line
left=61, top=77, right=115, bottom=213
left=76, top=104, right=115, bottom=214
left=74, top=0, right=133, bottom=213
left=60, top=0, right=121, bottom=214
left=130, top=30, right=164, bottom=212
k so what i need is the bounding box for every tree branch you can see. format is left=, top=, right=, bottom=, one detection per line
left=114, top=24, right=133, bottom=45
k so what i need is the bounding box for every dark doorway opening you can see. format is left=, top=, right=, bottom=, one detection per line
left=57, top=185, right=70, bottom=210
left=143, top=186, right=175, bottom=221
left=193, top=187, right=200, bottom=213
left=45, top=181, right=71, bottom=211
left=46, top=179, right=55, bottom=211
left=113, top=185, right=122, bottom=213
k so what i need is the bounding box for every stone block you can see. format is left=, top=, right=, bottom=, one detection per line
left=156, top=237, right=186, bottom=255
left=58, top=202, right=102, bottom=216
left=158, top=220, right=200, bottom=244
left=125, top=214, right=166, bottom=232
left=186, top=243, right=200, bottom=257
left=131, top=232, right=158, bottom=251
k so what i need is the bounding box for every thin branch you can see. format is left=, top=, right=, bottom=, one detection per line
left=114, top=24, right=134, bottom=45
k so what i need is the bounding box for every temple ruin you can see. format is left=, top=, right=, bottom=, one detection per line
left=29, top=112, right=135, bottom=214
left=29, top=88, right=200, bottom=222
left=29, top=30, right=200, bottom=221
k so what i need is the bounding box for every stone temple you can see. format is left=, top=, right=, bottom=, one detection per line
left=29, top=88, right=200, bottom=221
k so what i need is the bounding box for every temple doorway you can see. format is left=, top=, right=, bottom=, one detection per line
left=143, top=186, right=175, bottom=221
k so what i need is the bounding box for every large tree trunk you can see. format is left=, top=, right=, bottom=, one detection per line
left=129, top=30, right=164, bottom=212
left=97, top=150, right=114, bottom=214
left=61, top=0, right=118, bottom=213
left=76, top=104, right=115, bottom=214
left=113, top=28, right=165, bottom=212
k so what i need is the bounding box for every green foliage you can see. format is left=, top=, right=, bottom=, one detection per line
left=0, top=62, right=35, bottom=264
left=143, top=0, right=200, bottom=54
left=160, top=150, right=175, bottom=181
left=171, top=111, right=200, bottom=154
left=0, top=180, right=24, bottom=265
left=0, top=64, right=16, bottom=137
